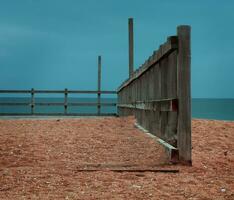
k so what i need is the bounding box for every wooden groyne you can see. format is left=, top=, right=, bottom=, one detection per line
left=117, top=22, right=191, bottom=164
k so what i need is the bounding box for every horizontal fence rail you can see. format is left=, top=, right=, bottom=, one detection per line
left=0, top=90, right=116, bottom=94
left=117, top=25, right=191, bottom=164
left=0, top=89, right=117, bottom=116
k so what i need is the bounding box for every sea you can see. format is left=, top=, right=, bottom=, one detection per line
left=0, top=98, right=234, bottom=121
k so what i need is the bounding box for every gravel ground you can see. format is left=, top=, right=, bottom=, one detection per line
left=0, top=116, right=233, bottom=199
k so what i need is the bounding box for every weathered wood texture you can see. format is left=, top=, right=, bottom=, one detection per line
left=177, top=26, right=191, bottom=164
left=117, top=26, right=191, bottom=164
left=98, top=56, right=102, bottom=115
left=0, top=90, right=116, bottom=94
left=64, top=88, right=68, bottom=114
left=128, top=18, right=134, bottom=78
left=0, top=89, right=117, bottom=116
left=31, top=88, right=35, bottom=114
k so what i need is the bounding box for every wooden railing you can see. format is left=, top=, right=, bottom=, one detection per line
left=117, top=25, right=191, bottom=164
left=0, top=89, right=117, bottom=116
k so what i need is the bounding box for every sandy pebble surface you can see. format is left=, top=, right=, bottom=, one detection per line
left=0, top=116, right=233, bottom=199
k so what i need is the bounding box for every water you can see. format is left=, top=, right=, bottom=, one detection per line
left=192, top=99, right=234, bottom=121
left=0, top=98, right=117, bottom=115
left=0, top=98, right=234, bottom=121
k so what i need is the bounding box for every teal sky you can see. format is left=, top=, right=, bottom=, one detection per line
left=0, top=0, right=233, bottom=98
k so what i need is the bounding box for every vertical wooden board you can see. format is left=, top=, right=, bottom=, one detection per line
left=128, top=18, right=134, bottom=77
left=118, top=91, right=123, bottom=116
left=138, top=76, right=142, bottom=125
left=129, top=84, right=133, bottom=115
left=148, top=67, right=154, bottom=100
left=177, top=25, right=192, bottom=164
left=135, top=78, right=140, bottom=122
left=120, top=90, right=124, bottom=116
left=125, top=88, right=129, bottom=116
left=145, top=70, right=151, bottom=131
left=132, top=80, right=136, bottom=103
left=31, top=88, right=35, bottom=115
left=122, top=89, right=126, bottom=116
left=166, top=111, right=178, bottom=146
left=136, top=78, right=140, bottom=123
left=152, top=63, right=161, bottom=137
left=134, top=80, right=137, bottom=120
left=148, top=67, right=155, bottom=133
left=139, top=76, right=144, bottom=125
left=97, top=56, right=101, bottom=115
left=126, top=86, right=129, bottom=115
left=125, top=88, right=128, bottom=116
left=121, top=91, right=124, bottom=116
left=160, top=57, right=168, bottom=99
left=64, top=88, right=68, bottom=115
left=143, top=73, right=147, bottom=129
left=165, top=51, right=178, bottom=146
left=130, top=82, right=133, bottom=104
left=128, top=85, right=131, bottom=116
left=118, top=92, right=121, bottom=116
left=160, top=57, right=169, bottom=141
left=167, top=51, right=177, bottom=98
left=141, top=73, right=146, bottom=129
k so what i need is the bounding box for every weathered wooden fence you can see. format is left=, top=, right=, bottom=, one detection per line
left=0, top=89, right=116, bottom=116
left=0, top=55, right=117, bottom=116
left=117, top=25, right=191, bottom=164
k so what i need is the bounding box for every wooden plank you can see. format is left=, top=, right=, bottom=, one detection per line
left=75, top=169, right=179, bottom=173
left=35, top=103, right=64, bottom=106
left=0, top=90, right=31, bottom=93
left=69, top=103, right=116, bottom=107
left=31, top=88, right=35, bottom=114
left=159, top=57, right=168, bottom=142
left=97, top=56, right=101, bottom=115
left=64, top=88, right=68, bottom=114
left=146, top=70, right=151, bottom=130
left=117, top=36, right=178, bottom=92
left=0, top=103, right=30, bottom=106
left=134, top=122, right=178, bottom=163
left=141, top=73, right=147, bottom=129
left=68, top=90, right=116, bottom=94
left=117, top=91, right=122, bottom=116
left=0, top=113, right=117, bottom=116
left=138, top=76, right=143, bottom=125
left=153, top=62, right=161, bottom=137
left=177, top=25, right=192, bottom=164
left=128, top=18, right=134, bottom=77
left=148, top=66, right=155, bottom=133
left=117, top=99, right=177, bottom=112
left=157, top=138, right=179, bottom=163
left=0, top=102, right=116, bottom=106
left=165, top=51, right=178, bottom=146
left=0, top=90, right=116, bottom=94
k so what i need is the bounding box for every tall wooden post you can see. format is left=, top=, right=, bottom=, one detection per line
left=31, top=88, right=35, bottom=115
left=128, top=18, right=134, bottom=78
left=177, top=25, right=192, bottom=164
left=64, top=88, right=68, bottom=115
left=97, top=56, right=101, bottom=115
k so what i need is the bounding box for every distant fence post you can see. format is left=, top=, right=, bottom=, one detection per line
left=97, top=56, right=101, bottom=115
left=64, top=88, right=68, bottom=115
left=31, top=88, right=35, bottom=115
left=177, top=25, right=192, bottom=164
left=128, top=18, right=134, bottom=78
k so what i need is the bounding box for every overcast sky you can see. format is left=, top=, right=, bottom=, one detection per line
left=0, top=0, right=233, bottom=98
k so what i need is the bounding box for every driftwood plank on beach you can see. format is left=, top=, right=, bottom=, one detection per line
left=75, top=169, right=179, bottom=173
